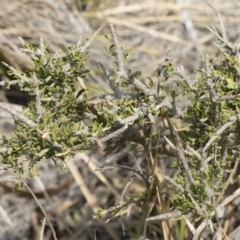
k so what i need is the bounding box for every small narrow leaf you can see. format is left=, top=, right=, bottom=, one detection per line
left=38, top=148, right=50, bottom=157
left=55, top=149, right=70, bottom=157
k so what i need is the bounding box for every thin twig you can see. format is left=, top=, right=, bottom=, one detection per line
left=20, top=180, right=58, bottom=240
left=173, top=128, right=195, bottom=185
left=163, top=175, right=184, bottom=192
left=33, top=73, right=42, bottom=123
left=39, top=218, right=46, bottom=240
left=120, top=176, right=135, bottom=236
left=109, top=23, right=127, bottom=81
left=99, top=123, right=128, bottom=142
left=0, top=102, right=36, bottom=127
left=207, top=1, right=227, bottom=42
left=203, top=113, right=240, bottom=153
left=99, top=62, right=123, bottom=98
left=147, top=210, right=181, bottom=221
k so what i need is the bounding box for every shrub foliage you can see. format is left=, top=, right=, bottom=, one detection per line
left=1, top=25, right=240, bottom=238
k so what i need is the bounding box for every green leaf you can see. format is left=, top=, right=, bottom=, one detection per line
left=225, top=77, right=235, bottom=89
left=55, top=149, right=70, bottom=157
left=38, top=148, right=50, bottom=157
left=76, top=89, right=85, bottom=99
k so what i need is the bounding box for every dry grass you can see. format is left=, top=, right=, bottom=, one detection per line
left=0, top=0, right=240, bottom=239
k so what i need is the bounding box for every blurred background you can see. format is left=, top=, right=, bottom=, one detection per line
left=0, top=0, right=240, bottom=239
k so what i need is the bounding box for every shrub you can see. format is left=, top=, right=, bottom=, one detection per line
left=1, top=24, right=240, bottom=239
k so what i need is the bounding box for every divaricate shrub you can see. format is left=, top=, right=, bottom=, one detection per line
left=1, top=24, right=240, bottom=239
